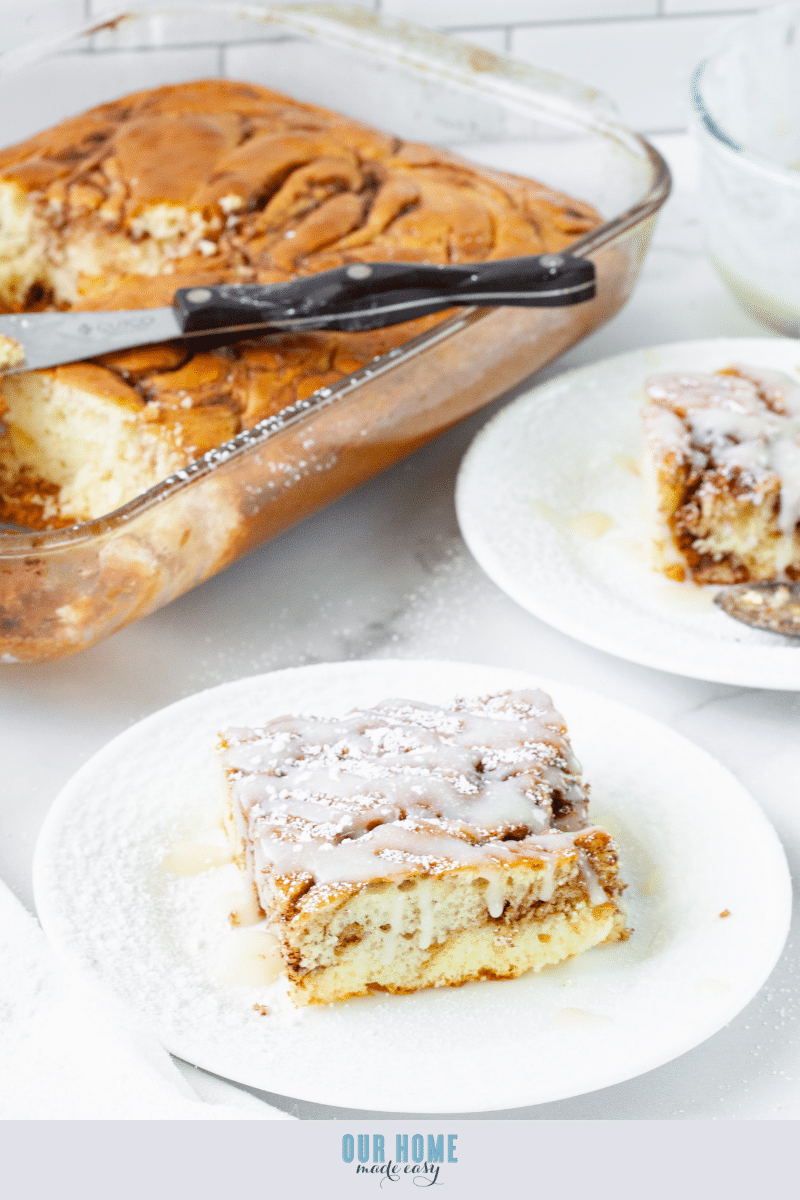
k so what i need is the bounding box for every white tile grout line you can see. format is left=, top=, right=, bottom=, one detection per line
left=442, top=8, right=758, bottom=34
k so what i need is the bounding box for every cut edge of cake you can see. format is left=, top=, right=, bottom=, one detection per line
left=641, top=363, right=800, bottom=585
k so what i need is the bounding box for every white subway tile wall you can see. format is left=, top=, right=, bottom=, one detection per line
left=0, top=0, right=779, bottom=132
left=0, top=49, right=222, bottom=146
left=511, top=13, right=752, bottom=130
left=0, top=0, right=85, bottom=50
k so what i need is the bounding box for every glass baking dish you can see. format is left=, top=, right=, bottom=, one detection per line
left=0, top=2, right=670, bottom=663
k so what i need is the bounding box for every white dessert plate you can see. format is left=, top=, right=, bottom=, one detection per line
left=33, top=659, right=790, bottom=1113
left=456, top=337, right=800, bottom=689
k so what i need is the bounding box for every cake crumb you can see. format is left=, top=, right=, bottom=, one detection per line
left=0, top=334, right=25, bottom=370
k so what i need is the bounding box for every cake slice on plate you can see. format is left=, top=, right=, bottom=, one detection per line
left=642, top=364, right=800, bottom=583
left=218, top=688, right=628, bottom=1006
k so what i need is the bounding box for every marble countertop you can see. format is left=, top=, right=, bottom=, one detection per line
left=3, top=133, right=798, bottom=1121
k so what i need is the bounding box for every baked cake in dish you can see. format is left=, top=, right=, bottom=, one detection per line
left=642, top=364, right=800, bottom=584
left=0, top=78, right=601, bottom=529
left=218, top=689, right=628, bottom=1006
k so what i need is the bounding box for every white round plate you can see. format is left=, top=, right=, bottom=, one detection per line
left=33, top=660, right=790, bottom=1113
left=456, top=338, right=800, bottom=689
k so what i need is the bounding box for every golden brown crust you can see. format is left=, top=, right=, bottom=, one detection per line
left=0, top=78, right=602, bottom=528
left=1, top=78, right=598, bottom=283
left=51, top=362, right=143, bottom=411
left=0, top=468, right=72, bottom=530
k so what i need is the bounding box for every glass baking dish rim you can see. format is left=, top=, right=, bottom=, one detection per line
left=0, top=1, right=671, bottom=557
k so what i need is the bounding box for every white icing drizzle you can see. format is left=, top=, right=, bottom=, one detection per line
left=645, top=365, right=800, bottom=571
left=219, top=690, right=602, bottom=919
left=537, top=859, right=557, bottom=903
left=577, top=852, right=608, bottom=907
left=483, top=870, right=507, bottom=919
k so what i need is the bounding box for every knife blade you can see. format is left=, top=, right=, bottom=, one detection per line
left=0, top=253, right=595, bottom=374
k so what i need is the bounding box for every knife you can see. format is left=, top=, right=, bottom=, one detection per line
left=0, top=253, right=595, bottom=374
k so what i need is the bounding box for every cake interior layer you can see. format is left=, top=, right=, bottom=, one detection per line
left=259, top=838, right=626, bottom=1006
left=290, top=893, right=622, bottom=1006
left=0, top=367, right=185, bottom=523
left=223, top=780, right=628, bottom=1008
left=671, top=474, right=794, bottom=584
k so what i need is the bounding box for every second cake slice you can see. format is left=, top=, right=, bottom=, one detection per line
left=642, top=364, right=800, bottom=583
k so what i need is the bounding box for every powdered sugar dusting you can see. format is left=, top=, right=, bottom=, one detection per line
left=220, top=689, right=592, bottom=893
left=32, top=660, right=791, bottom=1112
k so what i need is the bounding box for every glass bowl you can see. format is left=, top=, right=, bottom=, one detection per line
left=692, top=2, right=800, bottom=334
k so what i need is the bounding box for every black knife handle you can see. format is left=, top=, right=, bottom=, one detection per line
left=174, top=254, right=595, bottom=337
